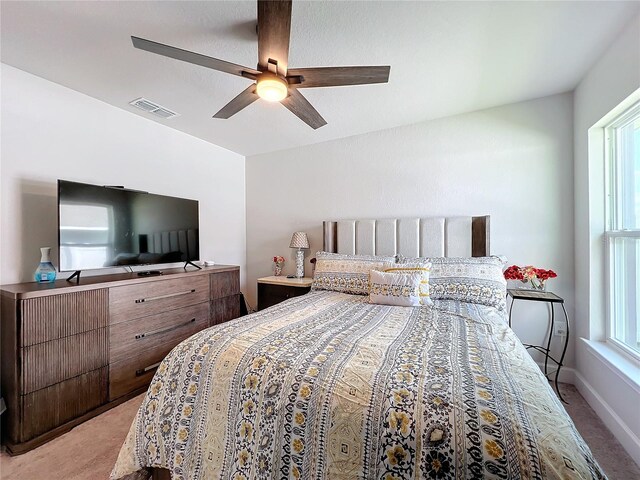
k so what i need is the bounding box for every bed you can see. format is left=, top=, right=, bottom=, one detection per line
left=111, top=216, right=605, bottom=480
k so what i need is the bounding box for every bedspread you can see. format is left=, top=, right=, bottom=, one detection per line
left=111, top=291, right=605, bottom=480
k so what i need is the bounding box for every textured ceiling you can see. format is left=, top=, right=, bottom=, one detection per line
left=2, top=1, right=639, bottom=156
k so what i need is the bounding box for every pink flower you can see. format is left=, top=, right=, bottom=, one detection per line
left=504, top=265, right=557, bottom=282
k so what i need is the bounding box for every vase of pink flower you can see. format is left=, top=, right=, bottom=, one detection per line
left=273, top=256, right=285, bottom=276
left=504, top=264, right=557, bottom=291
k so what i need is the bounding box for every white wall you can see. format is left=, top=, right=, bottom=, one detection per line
left=0, top=64, right=247, bottom=290
left=246, top=92, right=575, bottom=367
left=573, top=14, right=640, bottom=464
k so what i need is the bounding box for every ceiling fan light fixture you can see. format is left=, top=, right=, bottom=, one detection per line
left=132, top=1, right=389, bottom=128
left=256, top=74, right=288, bottom=102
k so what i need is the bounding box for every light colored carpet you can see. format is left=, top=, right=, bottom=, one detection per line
left=0, top=394, right=143, bottom=480
left=1, top=384, right=638, bottom=479
left=558, top=383, right=640, bottom=479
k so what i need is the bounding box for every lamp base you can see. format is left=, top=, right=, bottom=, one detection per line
left=295, top=249, right=304, bottom=278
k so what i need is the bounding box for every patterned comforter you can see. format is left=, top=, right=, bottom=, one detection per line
left=111, top=291, right=605, bottom=480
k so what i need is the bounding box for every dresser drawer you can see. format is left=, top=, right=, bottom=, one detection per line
left=109, top=275, right=209, bottom=324
left=211, top=270, right=240, bottom=299
left=109, top=336, right=189, bottom=400
left=21, top=367, right=108, bottom=441
left=109, top=355, right=160, bottom=401
left=109, top=302, right=209, bottom=364
left=211, top=294, right=241, bottom=326
left=21, top=289, right=108, bottom=347
left=22, top=328, right=108, bottom=394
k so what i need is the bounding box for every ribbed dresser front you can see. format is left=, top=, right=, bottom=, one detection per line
left=18, top=290, right=109, bottom=442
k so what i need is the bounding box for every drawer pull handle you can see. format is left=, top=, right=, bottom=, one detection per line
left=135, top=318, right=197, bottom=339
left=135, top=361, right=162, bottom=377
left=135, top=289, right=196, bottom=304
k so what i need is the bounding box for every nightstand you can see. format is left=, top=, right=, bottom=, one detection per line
left=257, top=276, right=313, bottom=311
left=507, top=289, right=570, bottom=403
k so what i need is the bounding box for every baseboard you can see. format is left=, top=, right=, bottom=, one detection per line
left=574, top=370, right=640, bottom=466
left=534, top=361, right=576, bottom=384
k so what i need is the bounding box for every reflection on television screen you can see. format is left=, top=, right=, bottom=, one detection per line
left=58, top=180, right=199, bottom=271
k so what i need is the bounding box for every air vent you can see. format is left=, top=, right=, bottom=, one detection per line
left=129, top=98, right=179, bottom=119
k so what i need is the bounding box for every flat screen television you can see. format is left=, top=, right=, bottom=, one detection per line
left=58, top=180, right=199, bottom=274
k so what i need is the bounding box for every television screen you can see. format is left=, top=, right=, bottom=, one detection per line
left=58, top=180, right=199, bottom=272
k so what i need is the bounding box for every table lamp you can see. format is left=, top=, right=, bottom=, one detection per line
left=289, top=232, right=310, bottom=278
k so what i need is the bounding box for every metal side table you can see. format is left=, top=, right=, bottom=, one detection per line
left=507, top=289, right=570, bottom=403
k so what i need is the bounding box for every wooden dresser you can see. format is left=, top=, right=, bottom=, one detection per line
left=0, top=265, right=240, bottom=454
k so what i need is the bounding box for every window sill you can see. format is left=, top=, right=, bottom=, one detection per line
left=580, top=338, right=640, bottom=394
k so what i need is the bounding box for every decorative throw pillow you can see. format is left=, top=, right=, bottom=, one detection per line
left=312, top=251, right=395, bottom=295
left=398, top=255, right=507, bottom=309
left=382, top=262, right=433, bottom=305
left=369, top=270, right=423, bottom=307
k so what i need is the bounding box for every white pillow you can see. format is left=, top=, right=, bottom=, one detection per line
left=382, top=262, right=433, bottom=306
left=369, top=270, right=422, bottom=307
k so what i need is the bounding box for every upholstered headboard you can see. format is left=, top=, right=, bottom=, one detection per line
left=322, top=216, right=489, bottom=257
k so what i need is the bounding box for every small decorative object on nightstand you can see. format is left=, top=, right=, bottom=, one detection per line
left=273, top=256, right=285, bottom=276
left=289, top=232, right=310, bottom=278
left=507, top=289, right=569, bottom=403
left=257, top=276, right=312, bottom=310
left=504, top=264, right=557, bottom=291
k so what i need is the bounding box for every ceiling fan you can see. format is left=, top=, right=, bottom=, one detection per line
left=131, top=0, right=390, bottom=129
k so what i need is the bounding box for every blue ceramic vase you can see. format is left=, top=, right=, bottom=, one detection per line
left=34, top=247, right=57, bottom=283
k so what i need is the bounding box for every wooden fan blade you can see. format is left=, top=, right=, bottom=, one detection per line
left=287, top=66, right=391, bottom=88
left=280, top=89, right=327, bottom=129
left=213, top=84, right=259, bottom=119
left=132, top=36, right=260, bottom=78
left=257, top=0, right=292, bottom=74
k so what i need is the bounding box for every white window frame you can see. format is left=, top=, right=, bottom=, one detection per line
left=604, top=101, right=640, bottom=361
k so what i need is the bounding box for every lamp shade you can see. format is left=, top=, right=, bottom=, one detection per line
left=289, top=231, right=310, bottom=249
